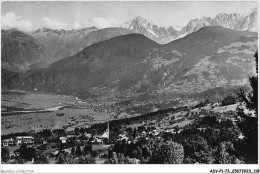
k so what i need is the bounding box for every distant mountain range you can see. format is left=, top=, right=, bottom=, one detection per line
left=1, top=7, right=258, bottom=99
left=1, top=27, right=133, bottom=71
left=31, top=27, right=133, bottom=62
left=180, top=8, right=257, bottom=34
left=121, top=16, right=180, bottom=43
left=121, top=8, right=257, bottom=43
left=3, top=26, right=257, bottom=100
left=1, top=29, right=50, bottom=72
left=2, top=8, right=257, bottom=71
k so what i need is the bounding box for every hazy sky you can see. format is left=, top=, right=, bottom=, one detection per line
left=1, top=1, right=257, bottom=31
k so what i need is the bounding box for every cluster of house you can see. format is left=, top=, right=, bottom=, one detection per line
left=58, top=128, right=110, bottom=145
left=1, top=136, right=34, bottom=147
left=91, top=129, right=110, bottom=144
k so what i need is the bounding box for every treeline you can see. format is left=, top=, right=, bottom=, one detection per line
left=90, top=106, right=189, bottom=134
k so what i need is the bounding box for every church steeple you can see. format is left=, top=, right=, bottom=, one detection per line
left=106, top=119, right=109, bottom=139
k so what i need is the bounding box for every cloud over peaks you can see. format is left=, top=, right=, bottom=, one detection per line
left=2, top=12, right=33, bottom=31
left=70, top=17, right=118, bottom=30
left=42, top=17, right=68, bottom=30
left=92, top=17, right=117, bottom=29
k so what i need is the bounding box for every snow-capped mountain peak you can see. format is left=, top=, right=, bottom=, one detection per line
left=122, top=16, right=149, bottom=29
left=180, top=9, right=257, bottom=35
left=133, top=16, right=149, bottom=24
left=172, top=25, right=183, bottom=32
left=120, top=9, right=257, bottom=44
left=121, top=16, right=180, bottom=41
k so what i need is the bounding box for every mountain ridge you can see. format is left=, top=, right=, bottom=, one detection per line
left=121, top=8, right=257, bottom=43
left=1, top=29, right=50, bottom=72
left=4, top=26, right=257, bottom=99
left=180, top=8, right=257, bottom=35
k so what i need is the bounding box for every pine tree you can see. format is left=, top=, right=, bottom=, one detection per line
left=150, top=141, right=184, bottom=164
left=56, top=153, right=67, bottom=164
left=70, top=147, right=75, bottom=157
left=75, top=145, right=82, bottom=156
left=238, top=52, right=258, bottom=115
left=1, top=147, right=10, bottom=163
left=237, top=51, right=258, bottom=164
left=215, top=141, right=235, bottom=164
left=34, top=154, right=49, bottom=164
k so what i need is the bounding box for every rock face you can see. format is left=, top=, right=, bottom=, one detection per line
left=121, top=16, right=180, bottom=44
left=180, top=8, right=258, bottom=35
left=234, top=8, right=258, bottom=32
left=6, top=26, right=257, bottom=99
left=1, top=29, right=50, bottom=71
left=122, top=8, right=257, bottom=43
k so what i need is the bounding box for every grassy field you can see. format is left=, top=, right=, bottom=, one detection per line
left=1, top=91, right=109, bottom=135
left=2, top=90, right=78, bottom=110
left=1, top=108, right=109, bottom=134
